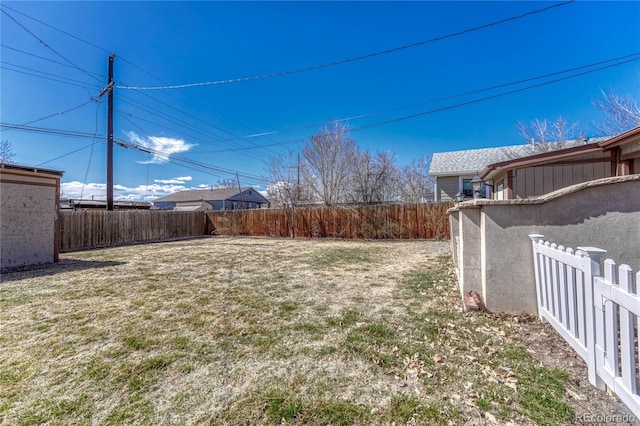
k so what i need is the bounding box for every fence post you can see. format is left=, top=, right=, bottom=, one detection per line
left=577, top=245, right=607, bottom=391
left=529, top=234, right=545, bottom=321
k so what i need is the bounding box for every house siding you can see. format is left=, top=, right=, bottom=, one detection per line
left=436, top=176, right=460, bottom=201
left=512, top=162, right=610, bottom=199
left=154, top=201, right=176, bottom=210
left=494, top=151, right=613, bottom=199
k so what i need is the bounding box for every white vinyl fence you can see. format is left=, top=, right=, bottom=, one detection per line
left=530, top=234, right=640, bottom=418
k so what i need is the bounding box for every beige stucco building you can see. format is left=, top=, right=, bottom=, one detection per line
left=1, top=163, right=63, bottom=270
left=449, top=126, right=640, bottom=314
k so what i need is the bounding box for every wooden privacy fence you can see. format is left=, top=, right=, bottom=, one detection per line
left=206, top=202, right=452, bottom=239
left=530, top=234, right=640, bottom=419
left=59, top=203, right=451, bottom=252
left=59, top=210, right=208, bottom=252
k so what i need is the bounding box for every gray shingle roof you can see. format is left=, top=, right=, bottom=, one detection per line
left=153, top=187, right=252, bottom=203
left=428, top=138, right=608, bottom=176
left=428, top=145, right=531, bottom=176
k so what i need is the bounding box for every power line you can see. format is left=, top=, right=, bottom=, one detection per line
left=119, top=89, right=279, bottom=156
left=1, top=43, right=105, bottom=79
left=353, top=57, right=640, bottom=131
left=37, top=143, right=96, bottom=166
left=194, top=55, right=640, bottom=153
left=0, top=122, right=266, bottom=182
left=5, top=55, right=635, bottom=155
left=80, top=102, right=102, bottom=199
left=1, top=8, right=103, bottom=84
left=1, top=65, right=102, bottom=90
left=0, top=123, right=107, bottom=139
left=115, top=138, right=265, bottom=182
left=1, top=5, right=284, bottom=156
left=114, top=105, right=270, bottom=163
left=116, top=0, right=575, bottom=90
left=17, top=100, right=95, bottom=127
left=1, top=4, right=112, bottom=55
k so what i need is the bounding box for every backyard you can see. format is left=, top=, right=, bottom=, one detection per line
left=0, top=237, right=627, bottom=425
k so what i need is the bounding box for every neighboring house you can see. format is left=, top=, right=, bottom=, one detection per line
left=153, top=187, right=270, bottom=210
left=429, top=144, right=540, bottom=201
left=1, top=163, right=63, bottom=270
left=428, top=138, right=606, bottom=201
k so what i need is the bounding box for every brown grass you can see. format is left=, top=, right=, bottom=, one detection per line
left=0, top=237, right=625, bottom=425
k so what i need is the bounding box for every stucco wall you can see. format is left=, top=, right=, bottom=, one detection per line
left=1, top=168, right=61, bottom=270
left=450, top=175, right=640, bottom=314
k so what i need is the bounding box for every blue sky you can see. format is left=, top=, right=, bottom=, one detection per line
left=2, top=1, right=639, bottom=201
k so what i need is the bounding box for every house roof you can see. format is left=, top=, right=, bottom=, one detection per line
left=428, top=138, right=608, bottom=177
left=479, top=142, right=605, bottom=180
left=598, top=125, right=640, bottom=149
left=428, top=144, right=543, bottom=177
left=153, top=187, right=266, bottom=203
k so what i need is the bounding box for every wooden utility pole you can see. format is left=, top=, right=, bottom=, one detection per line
left=97, top=54, right=115, bottom=210
left=296, top=153, right=301, bottom=204
left=236, top=172, right=245, bottom=208
left=106, top=54, right=115, bottom=210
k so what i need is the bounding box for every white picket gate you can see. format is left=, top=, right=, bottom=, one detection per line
left=529, top=234, right=640, bottom=418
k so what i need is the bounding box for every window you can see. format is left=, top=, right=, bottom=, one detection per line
left=461, top=178, right=474, bottom=197
left=461, top=177, right=487, bottom=198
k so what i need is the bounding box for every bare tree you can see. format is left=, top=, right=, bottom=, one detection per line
left=517, top=116, right=585, bottom=150
left=264, top=150, right=302, bottom=237
left=372, top=151, right=401, bottom=203
left=592, top=88, right=640, bottom=136
left=302, top=122, right=357, bottom=206
left=0, top=140, right=15, bottom=163
left=399, top=155, right=434, bottom=202
left=215, top=178, right=236, bottom=189
left=350, top=150, right=400, bottom=204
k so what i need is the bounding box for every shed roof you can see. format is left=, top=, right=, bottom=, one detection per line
left=0, top=162, right=64, bottom=177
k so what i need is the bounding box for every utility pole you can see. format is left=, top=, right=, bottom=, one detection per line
left=236, top=172, right=245, bottom=209
left=106, top=54, right=115, bottom=210
left=296, top=153, right=301, bottom=204
left=97, top=54, right=115, bottom=210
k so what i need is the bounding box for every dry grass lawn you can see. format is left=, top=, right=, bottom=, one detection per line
left=0, top=237, right=627, bottom=425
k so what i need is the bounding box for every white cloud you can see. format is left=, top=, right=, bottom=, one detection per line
left=61, top=179, right=198, bottom=202
left=60, top=176, right=261, bottom=203
left=126, top=131, right=195, bottom=164
left=60, top=181, right=106, bottom=200
left=154, top=176, right=193, bottom=184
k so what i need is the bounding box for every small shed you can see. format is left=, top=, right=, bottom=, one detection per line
left=1, top=163, right=63, bottom=270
